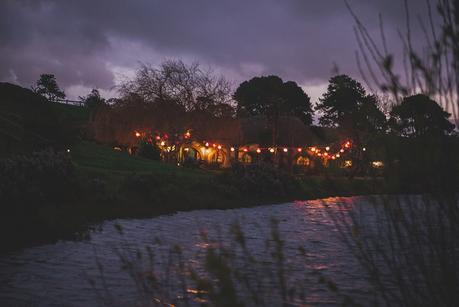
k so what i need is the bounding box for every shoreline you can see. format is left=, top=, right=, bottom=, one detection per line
left=0, top=182, right=388, bottom=254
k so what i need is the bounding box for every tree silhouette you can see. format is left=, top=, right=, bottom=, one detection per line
left=389, top=94, right=455, bottom=137
left=32, top=74, right=66, bottom=102
left=316, top=74, right=386, bottom=133
left=234, top=75, right=313, bottom=125
left=80, top=89, right=106, bottom=109
left=120, top=60, right=233, bottom=117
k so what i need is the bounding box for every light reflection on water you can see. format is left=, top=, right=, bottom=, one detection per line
left=0, top=196, right=375, bottom=306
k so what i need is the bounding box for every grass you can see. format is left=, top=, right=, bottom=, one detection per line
left=72, top=141, right=209, bottom=177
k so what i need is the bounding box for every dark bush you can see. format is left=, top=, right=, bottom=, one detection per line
left=0, top=149, right=77, bottom=209
left=136, top=140, right=160, bottom=160
left=182, top=156, right=200, bottom=168
left=220, top=162, right=298, bottom=199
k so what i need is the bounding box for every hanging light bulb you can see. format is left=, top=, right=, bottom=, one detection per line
left=230, top=147, right=235, bottom=152
left=217, top=145, right=222, bottom=150
left=269, top=148, right=275, bottom=153
left=325, top=146, right=330, bottom=151
left=297, top=148, right=302, bottom=152
left=256, top=148, right=261, bottom=154
left=283, top=148, right=288, bottom=153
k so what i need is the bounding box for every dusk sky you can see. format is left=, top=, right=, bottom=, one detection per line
left=0, top=0, right=430, bottom=102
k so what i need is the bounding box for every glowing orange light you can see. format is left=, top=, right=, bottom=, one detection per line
left=184, top=148, right=189, bottom=152
left=310, top=147, right=316, bottom=152
left=212, top=143, right=217, bottom=148
left=269, top=148, right=275, bottom=153
left=205, top=142, right=209, bottom=147
left=336, top=154, right=340, bottom=158
left=243, top=148, right=248, bottom=152
left=325, top=146, right=330, bottom=151
left=156, top=136, right=161, bottom=140
left=283, top=148, right=288, bottom=153
left=340, top=149, right=345, bottom=153
left=317, top=153, right=322, bottom=157
left=324, top=152, right=328, bottom=156
left=135, top=132, right=141, bottom=137
left=332, top=156, right=336, bottom=160
left=217, top=145, right=222, bottom=150
left=362, top=147, right=366, bottom=151
left=297, top=148, right=302, bottom=152
left=160, top=141, right=166, bottom=146
left=256, top=148, right=261, bottom=153
left=230, top=147, right=235, bottom=152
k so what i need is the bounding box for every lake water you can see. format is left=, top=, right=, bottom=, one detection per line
left=0, top=196, right=380, bottom=306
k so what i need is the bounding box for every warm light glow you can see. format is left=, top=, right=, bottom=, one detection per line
left=344, top=160, right=352, bottom=167
left=325, top=146, right=330, bottom=151
left=205, top=142, right=209, bottom=147
left=156, top=135, right=161, bottom=140
left=256, top=148, right=261, bottom=153
left=66, top=148, right=71, bottom=153
left=243, top=148, right=248, bottom=152
left=135, top=132, right=141, bottom=137
left=317, top=153, right=322, bottom=156
left=362, top=147, right=366, bottom=151
left=113, top=146, right=121, bottom=151
left=310, top=147, right=316, bottom=152
left=269, top=148, right=275, bottom=153
left=212, top=143, right=217, bottom=148
left=323, top=152, right=328, bottom=156
left=230, top=147, right=235, bottom=152
left=372, top=161, right=384, bottom=168
left=160, top=141, right=166, bottom=146
left=297, top=148, right=302, bottom=152
left=283, top=148, right=288, bottom=153
left=217, top=145, right=222, bottom=150
left=184, top=148, right=189, bottom=152
left=340, top=149, right=345, bottom=153
left=332, top=156, right=336, bottom=160
left=336, top=154, right=340, bottom=158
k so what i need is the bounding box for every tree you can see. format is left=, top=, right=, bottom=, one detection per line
left=234, top=75, right=313, bottom=125
left=316, top=74, right=386, bottom=133
left=79, top=89, right=106, bottom=110
left=389, top=94, right=455, bottom=137
left=32, top=74, right=66, bottom=102
left=120, top=60, right=233, bottom=117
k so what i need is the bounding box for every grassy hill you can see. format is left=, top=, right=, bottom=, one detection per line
left=0, top=82, right=88, bottom=157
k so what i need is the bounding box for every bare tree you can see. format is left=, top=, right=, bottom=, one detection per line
left=120, top=60, right=233, bottom=116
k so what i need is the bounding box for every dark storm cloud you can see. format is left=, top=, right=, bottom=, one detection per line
left=0, top=0, right=429, bottom=99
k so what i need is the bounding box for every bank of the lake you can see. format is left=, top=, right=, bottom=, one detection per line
left=0, top=141, right=390, bottom=253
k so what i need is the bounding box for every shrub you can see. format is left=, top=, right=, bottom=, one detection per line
left=136, top=140, right=160, bottom=160
left=182, top=156, right=200, bottom=168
